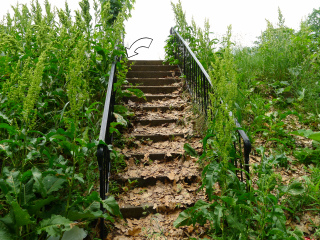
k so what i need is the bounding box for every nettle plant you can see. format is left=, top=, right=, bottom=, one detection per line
left=0, top=0, right=136, bottom=239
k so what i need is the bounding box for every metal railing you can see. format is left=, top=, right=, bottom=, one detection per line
left=170, top=27, right=251, bottom=182
left=96, top=58, right=118, bottom=239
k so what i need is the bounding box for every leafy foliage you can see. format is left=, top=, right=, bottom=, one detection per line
left=0, top=0, right=135, bottom=238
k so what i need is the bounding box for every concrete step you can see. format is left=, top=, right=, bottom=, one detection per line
left=133, top=118, right=178, bottom=126
left=130, top=65, right=177, bottom=72
left=127, top=71, right=176, bottom=78
left=108, top=210, right=208, bottom=238
left=139, top=105, right=185, bottom=111
left=128, top=60, right=165, bottom=66
left=125, top=152, right=182, bottom=161
left=123, top=94, right=178, bottom=102
left=117, top=180, right=206, bottom=218
left=126, top=77, right=180, bottom=86
left=123, top=85, right=179, bottom=94
left=115, top=159, right=199, bottom=187
left=133, top=133, right=184, bottom=142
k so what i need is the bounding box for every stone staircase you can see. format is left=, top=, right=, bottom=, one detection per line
left=108, top=60, right=207, bottom=239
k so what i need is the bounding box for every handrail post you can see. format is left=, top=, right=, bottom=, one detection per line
left=96, top=145, right=106, bottom=239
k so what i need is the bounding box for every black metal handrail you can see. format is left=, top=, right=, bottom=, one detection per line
left=96, top=57, right=118, bottom=239
left=170, top=27, right=251, bottom=182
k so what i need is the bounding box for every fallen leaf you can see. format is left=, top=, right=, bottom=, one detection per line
left=127, top=228, right=141, bottom=236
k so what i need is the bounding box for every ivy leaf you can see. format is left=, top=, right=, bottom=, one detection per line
left=37, top=215, right=72, bottom=237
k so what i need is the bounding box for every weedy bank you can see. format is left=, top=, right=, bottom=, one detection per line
left=166, top=1, right=320, bottom=239
left=0, top=0, right=140, bottom=239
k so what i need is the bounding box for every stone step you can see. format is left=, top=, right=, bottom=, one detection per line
left=130, top=65, right=177, bottom=72
left=123, top=85, right=179, bottom=94
left=123, top=94, right=178, bottom=103
left=126, top=77, right=180, bottom=86
left=127, top=71, right=176, bottom=78
left=133, top=133, right=184, bottom=142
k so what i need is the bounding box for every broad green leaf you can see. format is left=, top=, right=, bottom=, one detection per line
left=11, top=202, right=33, bottom=227
left=213, top=205, right=224, bottom=231
left=290, top=129, right=314, bottom=138
left=173, top=210, right=192, bottom=228
left=113, top=113, right=127, bottom=126
left=4, top=169, right=21, bottom=197
left=0, top=112, right=12, bottom=124
left=202, top=133, right=215, bottom=151
left=220, top=196, right=236, bottom=206
left=204, top=161, right=221, bottom=200
left=37, top=215, right=72, bottom=237
left=42, top=175, right=66, bottom=195
left=126, top=88, right=146, bottom=99
left=308, top=132, right=320, bottom=142
left=0, top=221, right=15, bottom=240
left=193, top=200, right=210, bottom=210
left=102, top=196, right=122, bottom=218
left=0, top=123, right=16, bottom=134
left=183, top=143, right=197, bottom=157
left=226, top=211, right=244, bottom=231
left=27, top=196, right=57, bottom=215
left=287, top=181, right=305, bottom=196
left=32, top=167, right=46, bottom=197
left=48, top=226, right=87, bottom=240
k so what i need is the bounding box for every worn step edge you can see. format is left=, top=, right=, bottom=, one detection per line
left=123, top=85, right=179, bottom=94
left=132, top=105, right=185, bottom=112
left=127, top=71, right=176, bottom=78
left=132, top=119, right=178, bottom=126
left=126, top=78, right=181, bottom=86
left=133, top=133, right=184, bottom=142
left=123, top=95, right=178, bottom=103
left=114, top=175, right=198, bottom=188
left=128, top=60, right=166, bottom=65
left=130, top=65, right=177, bottom=71
left=120, top=202, right=195, bottom=219
left=126, top=152, right=182, bottom=161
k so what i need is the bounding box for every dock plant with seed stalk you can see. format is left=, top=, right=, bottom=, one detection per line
left=0, top=0, right=137, bottom=239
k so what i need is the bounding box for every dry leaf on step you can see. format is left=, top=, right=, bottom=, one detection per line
left=127, top=228, right=141, bottom=236
left=168, top=171, right=175, bottom=180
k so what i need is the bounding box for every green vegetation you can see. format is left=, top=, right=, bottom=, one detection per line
left=167, top=1, right=320, bottom=239
left=0, top=0, right=136, bottom=239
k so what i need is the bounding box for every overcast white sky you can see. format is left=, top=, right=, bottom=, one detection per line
left=1, top=0, right=319, bottom=60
